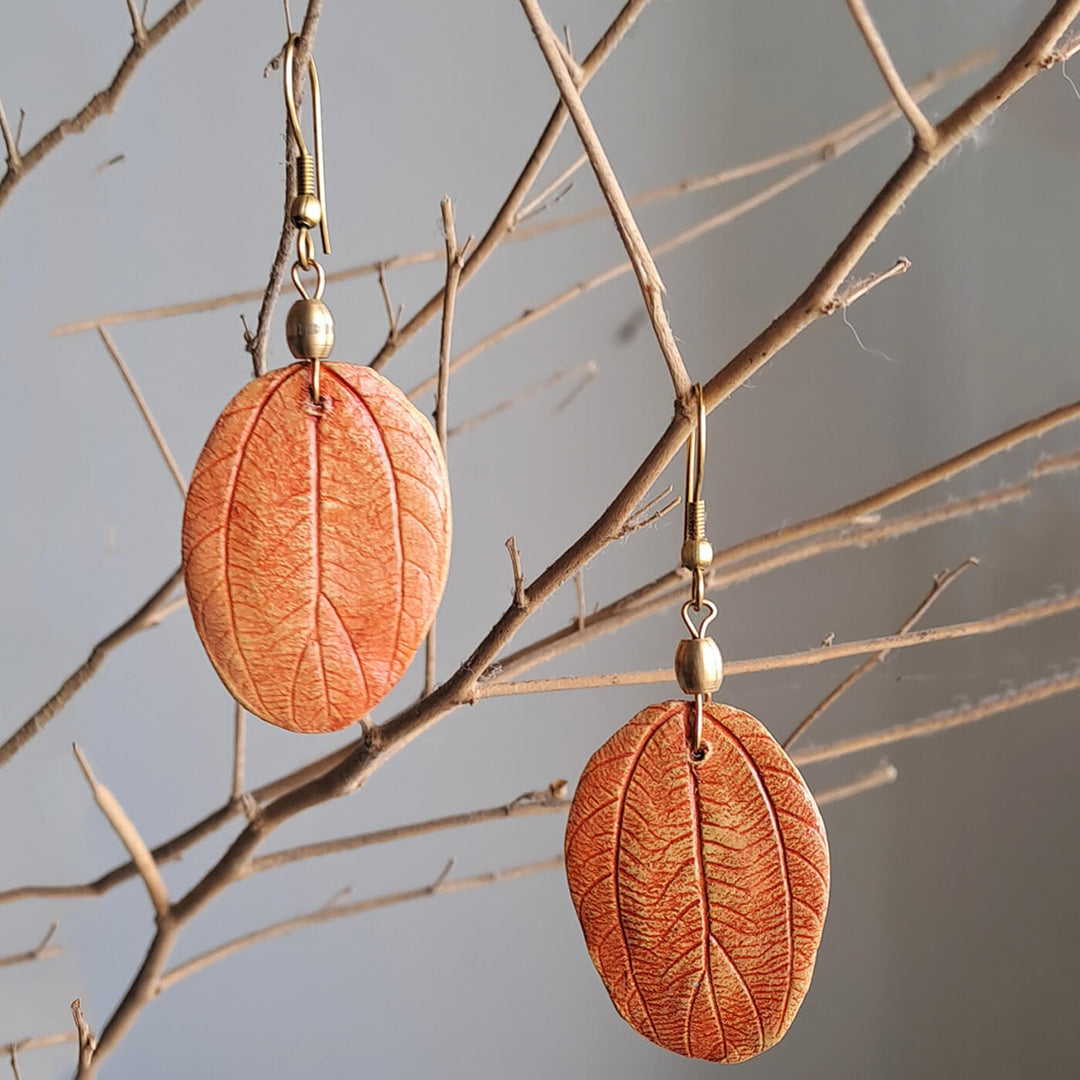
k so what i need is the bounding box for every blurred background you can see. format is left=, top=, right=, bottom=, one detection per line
left=2, top=1, right=1079, bottom=1077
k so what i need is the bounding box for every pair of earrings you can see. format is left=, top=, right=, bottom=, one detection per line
left=181, top=37, right=452, bottom=733
left=179, top=36, right=828, bottom=1066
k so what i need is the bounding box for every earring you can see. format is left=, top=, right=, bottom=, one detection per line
left=181, top=36, right=452, bottom=734
left=564, top=386, right=829, bottom=1063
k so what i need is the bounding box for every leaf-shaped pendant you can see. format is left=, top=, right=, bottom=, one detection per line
left=565, top=700, right=829, bottom=1063
left=182, top=362, right=451, bottom=733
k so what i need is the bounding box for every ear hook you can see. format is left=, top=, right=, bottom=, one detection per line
left=283, top=34, right=331, bottom=256
left=684, top=384, right=706, bottom=512
left=681, top=384, right=710, bottom=610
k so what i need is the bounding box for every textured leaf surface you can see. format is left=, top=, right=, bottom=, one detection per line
left=565, top=700, right=829, bottom=1063
left=182, top=362, right=451, bottom=733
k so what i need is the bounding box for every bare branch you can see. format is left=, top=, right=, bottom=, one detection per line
left=815, top=760, right=898, bottom=806
left=445, top=360, right=596, bottom=438
left=8, top=1047, right=21, bottom=1080
left=70, top=1001, right=95, bottom=1074
left=0, top=98, right=20, bottom=172
left=791, top=671, right=1080, bottom=767
left=844, top=0, right=938, bottom=147
left=96, top=327, right=186, bottom=497
left=514, top=152, right=586, bottom=224
left=482, top=589, right=1080, bottom=696
left=783, top=556, right=979, bottom=749
left=52, top=48, right=990, bottom=339
left=0, top=0, right=204, bottom=215
left=0, top=1035, right=76, bottom=1060
left=244, top=1, right=324, bottom=377
left=376, top=264, right=403, bottom=346
left=368, top=0, right=652, bottom=372
left=824, top=256, right=911, bottom=314
left=157, top=855, right=563, bottom=993
left=506, top=537, right=527, bottom=609
left=425, top=198, right=462, bottom=696
left=0, top=565, right=183, bottom=770
left=125, top=0, right=149, bottom=46
left=702, top=0, right=1080, bottom=415
left=248, top=782, right=569, bottom=878
left=574, top=572, right=587, bottom=632
left=73, top=745, right=170, bottom=919
left=231, top=703, right=245, bottom=803
left=0, top=923, right=60, bottom=969
left=519, top=0, right=690, bottom=397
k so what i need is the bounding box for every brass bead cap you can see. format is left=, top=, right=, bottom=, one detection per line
left=674, top=636, right=724, bottom=695
left=681, top=537, right=714, bottom=572
left=290, top=192, right=323, bottom=230
left=286, top=299, right=335, bottom=360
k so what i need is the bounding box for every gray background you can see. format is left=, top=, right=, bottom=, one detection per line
left=2, top=1, right=1079, bottom=1077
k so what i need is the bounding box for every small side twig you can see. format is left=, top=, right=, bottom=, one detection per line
left=791, top=669, right=1080, bottom=767
left=0, top=923, right=60, bottom=969
left=823, top=256, right=911, bottom=314
left=574, top=572, right=586, bottom=632
left=156, top=855, right=562, bottom=993
left=73, top=745, right=170, bottom=919
left=70, top=1001, right=95, bottom=1074
left=424, top=198, right=463, bottom=697
left=844, top=0, right=938, bottom=148
left=376, top=264, right=403, bottom=346
left=783, top=556, right=978, bottom=749
left=506, top=537, right=527, bottom=609
left=96, top=327, right=187, bottom=497
left=0, top=98, right=20, bottom=173
left=231, top=702, right=246, bottom=803
left=815, top=760, right=898, bottom=806
left=124, top=0, right=149, bottom=45
left=519, top=0, right=691, bottom=398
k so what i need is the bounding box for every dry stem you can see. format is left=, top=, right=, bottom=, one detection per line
left=782, top=557, right=979, bottom=749
left=844, top=0, right=938, bottom=147
left=520, top=0, right=691, bottom=397
left=96, top=327, right=187, bottom=497
left=791, top=670, right=1080, bottom=767
left=0, top=1, right=203, bottom=215
left=0, top=923, right=59, bottom=970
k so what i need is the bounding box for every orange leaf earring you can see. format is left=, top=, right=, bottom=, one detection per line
left=564, top=386, right=828, bottom=1063
left=181, top=37, right=451, bottom=734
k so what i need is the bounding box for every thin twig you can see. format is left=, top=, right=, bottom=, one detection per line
left=844, top=0, right=938, bottom=147
left=231, top=703, right=245, bottom=803
left=814, top=760, right=898, bottom=806
left=69, top=1001, right=95, bottom=1074
left=376, top=264, right=402, bottom=346
left=125, top=0, right=149, bottom=45
left=156, top=855, right=563, bottom=992
left=791, top=670, right=1080, bottom=767
left=368, top=0, right=652, bottom=373
left=514, top=152, right=587, bottom=223
left=783, top=556, right=979, bottom=749
left=519, top=0, right=691, bottom=398
left=0, top=98, right=20, bottom=172
left=0, top=1, right=204, bottom=215
left=244, top=1, right=324, bottom=377
left=73, top=745, right=170, bottom=919
left=0, top=923, right=60, bottom=969
left=96, top=328, right=187, bottom=497
left=0, top=1035, right=76, bottom=1060
left=8, top=1047, right=21, bottom=1080
left=824, top=256, right=911, bottom=313
left=248, top=782, right=569, bottom=878
left=425, top=198, right=462, bottom=697
left=0, top=565, right=184, bottom=770
left=574, top=572, right=586, bottom=632
left=445, top=360, right=596, bottom=438
left=482, top=589, right=1080, bottom=696
left=51, top=48, right=990, bottom=339
left=506, top=537, right=527, bottom=609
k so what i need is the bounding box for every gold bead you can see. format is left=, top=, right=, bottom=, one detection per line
left=674, top=636, right=723, bottom=695
left=286, top=299, right=335, bottom=360
left=681, top=537, right=713, bottom=571
left=290, top=193, right=323, bottom=230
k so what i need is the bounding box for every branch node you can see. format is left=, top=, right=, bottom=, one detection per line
left=70, top=1000, right=95, bottom=1072
left=505, top=537, right=528, bottom=609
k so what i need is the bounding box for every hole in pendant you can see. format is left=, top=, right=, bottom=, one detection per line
left=690, top=742, right=710, bottom=763
left=303, top=390, right=331, bottom=417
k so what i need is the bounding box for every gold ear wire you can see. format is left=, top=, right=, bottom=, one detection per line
left=283, top=34, right=331, bottom=257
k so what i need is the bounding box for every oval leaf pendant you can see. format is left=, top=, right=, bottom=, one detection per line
left=182, top=362, right=452, bottom=733
left=565, top=700, right=829, bottom=1063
